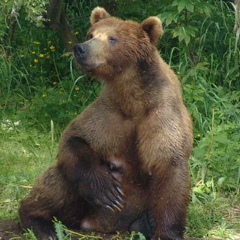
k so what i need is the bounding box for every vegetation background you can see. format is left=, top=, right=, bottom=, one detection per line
left=0, top=0, right=239, bottom=239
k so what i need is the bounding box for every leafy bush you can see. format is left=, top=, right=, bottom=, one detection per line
left=158, top=0, right=240, bottom=132
left=18, top=75, right=101, bottom=131
left=192, top=123, right=240, bottom=194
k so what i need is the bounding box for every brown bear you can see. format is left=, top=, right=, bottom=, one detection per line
left=19, top=7, right=193, bottom=240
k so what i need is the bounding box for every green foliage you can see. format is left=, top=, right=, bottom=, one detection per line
left=0, top=0, right=47, bottom=40
left=184, top=82, right=240, bottom=134
left=17, top=74, right=101, bottom=132
left=65, top=0, right=99, bottom=42
left=53, top=219, right=146, bottom=240
left=54, top=219, right=68, bottom=240
left=0, top=0, right=101, bottom=133
left=158, top=0, right=240, bottom=91
left=23, top=230, right=38, bottom=240
left=187, top=196, right=240, bottom=239
left=126, top=232, right=146, bottom=240
left=111, top=0, right=162, bottom=20
left=158, top=0, right=240, bottom=136
left=0, top=122, right=57, bottom=219
left=192, top=123, right=240, bottom=194
left=158, top=0, right=212, bottom=46
left=53, top=218, right=103, bottom=240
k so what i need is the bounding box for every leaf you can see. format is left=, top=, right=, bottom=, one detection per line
left=172, top=0, right=179, bottom=7
left=176, top=26, right=191, bottom=45
left=217, top=177, right=226, bottom=186
left=186, top=3, right=194, bottom=12
left=172, top=0, right=195, bottom=13
left=159, top=12, right=179, bottom=26
left=178, top=1, right=187, bottom=13
left=54, top=219, right=66, bottom=240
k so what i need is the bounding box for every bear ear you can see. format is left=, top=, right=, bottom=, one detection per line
left=90, top=7, right=111, bottom=25
left=141, top=17, right=163, bottom=45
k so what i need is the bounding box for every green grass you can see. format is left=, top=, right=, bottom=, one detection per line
left=187, top=194, right=240, bottom=239
left=0, top=122, right=57, bottom=220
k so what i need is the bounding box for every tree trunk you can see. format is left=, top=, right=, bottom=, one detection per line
left=45, top=0, right=78, bottom=52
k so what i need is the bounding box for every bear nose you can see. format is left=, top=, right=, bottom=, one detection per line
left=74, top=44, right=88, bottom=58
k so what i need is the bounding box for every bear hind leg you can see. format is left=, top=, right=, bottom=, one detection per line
left=150, top=166, right=190, bottom=240
left=19, top=166, right=84, bottom=239
left=19, top=206, right=56, bottom=240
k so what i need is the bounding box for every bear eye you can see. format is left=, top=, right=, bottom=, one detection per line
left=109, top=36, right=118, bottom=45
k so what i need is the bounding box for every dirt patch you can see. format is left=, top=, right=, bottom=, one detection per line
left=0, top=220, right=203, bottom=240
left=0, top=220, right=22, bottom=239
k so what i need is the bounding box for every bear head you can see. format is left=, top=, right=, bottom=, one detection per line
left=74, top=7, right=163, bottom=80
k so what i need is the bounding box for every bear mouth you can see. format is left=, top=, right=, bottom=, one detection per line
left=75, top=59, right=102, bottom=71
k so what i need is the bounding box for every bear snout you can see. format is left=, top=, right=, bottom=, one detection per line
left=74, top=43, right=89, bottom=59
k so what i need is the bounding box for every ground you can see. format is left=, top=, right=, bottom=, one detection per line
left=0, top=220, right=22, bottom=240
left=0, top=220, right=206, bottom=240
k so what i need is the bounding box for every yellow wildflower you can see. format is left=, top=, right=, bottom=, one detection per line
left=31, top=51, right=36, bottom=55
left=34, top=59, right=39, bottom=64
left=197, top=134, right=202, bottom=139
left=50, top=45, right=56, bottom=52
left=42, top=94, right=47, bottom=98
left=33, top=41, right=41, bottom=45
left=39, top=54, right=45, bottom=58
left=63, top=52, right=72, bottom=58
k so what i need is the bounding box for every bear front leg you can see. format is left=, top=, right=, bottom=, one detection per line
left=150, top=164, right=190, bottom=240
left=57, top=136, right=124, bottom=211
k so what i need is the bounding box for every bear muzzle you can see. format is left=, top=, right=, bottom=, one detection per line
left=74, top=42, right=105, bottom=71
left=74, top=43, right=95, bottom=69
left=74, top=43, right=89, bottom=60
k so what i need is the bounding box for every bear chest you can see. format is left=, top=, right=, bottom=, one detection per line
left=92, top=116, right=135, bottom=159
left=79, top=110, right=137, bottom=160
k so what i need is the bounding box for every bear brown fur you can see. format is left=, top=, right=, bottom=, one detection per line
left=19, top=7, right=193, bottom=240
